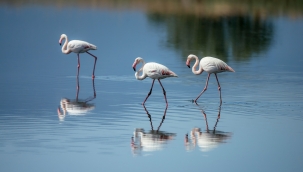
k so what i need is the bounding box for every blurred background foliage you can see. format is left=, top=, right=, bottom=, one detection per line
left=147, top=14, right=273, bottom=61
left=2, top=0, right=301, bottom=61
left=2, top=0, right=303, bottom=18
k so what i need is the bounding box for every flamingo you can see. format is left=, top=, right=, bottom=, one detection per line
left=132, top=57, right=178, bottom=106
left=59, top=34, right=97, bottom=79
left=186, top=54, right=235, bottom=105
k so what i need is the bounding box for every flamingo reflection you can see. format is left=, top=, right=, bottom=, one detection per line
left=131, top=105, right=176, bottom=155
left=57, top=74, right=96, bottom=120
left=185, top=106, right=232, bottom=152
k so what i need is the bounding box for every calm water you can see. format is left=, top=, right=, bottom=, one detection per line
left=1, top=2, right=303, bottom=172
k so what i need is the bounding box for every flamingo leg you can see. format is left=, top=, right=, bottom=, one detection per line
left=77, top=54, right=80, bottom=68
left=194, top=73, right=211, bottom=103
left=142, top=79, right=155, bottom=105
left=214, top=73, right=222, bottom=106
left=86, top=52, right=97, bottom=79
left=158, top=79, right=168, bottom=107
left=76, top=54, right=81, bottom=77
left=76, top=73, right=80, bottom=102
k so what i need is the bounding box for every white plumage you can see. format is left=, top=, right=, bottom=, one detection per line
left=132, top=57, right=177, bottom=106
left=199, top=57, right=232, bottom=74
left=140, top=62, right=177, bottom=80
left=59, top=34, right=98, bottom=79
left=66, top=40, right=97, bottom=54
left=186, top=54, right=235, bottom=105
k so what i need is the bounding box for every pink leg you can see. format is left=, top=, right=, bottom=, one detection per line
left=76, top=63, right=80, bottom=78
left=76, top=73, right=80, bottom=102
left=194, top=73, right=211, bottom=103
left=77, top=54, right=80, bottom=68
left=77, top=54, right=81, bottom=77
left=86, top=52, right=97, bottom=79
left=214, top=73, right=222, bottom=106
left=158, top=79, right=168, bottom=107
left=143, top=79, right=155, bottom=105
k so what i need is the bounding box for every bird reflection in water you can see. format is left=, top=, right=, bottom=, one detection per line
left=57, top=74, right=96, bottom=121
left=131, top=105, right=176, bottom=155
left=185, top=106, right=232, bottom=152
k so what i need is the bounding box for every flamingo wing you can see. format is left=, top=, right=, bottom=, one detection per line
left=212, top=58, right=235, bottom=73
left=68, top=40, right=96, bottom=53
left=201, top=57, right=234, bottom=73
left=144, top=62, right=177, bottom=79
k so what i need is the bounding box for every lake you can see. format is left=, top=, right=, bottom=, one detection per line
left=0, top=1, right=303, bottom=172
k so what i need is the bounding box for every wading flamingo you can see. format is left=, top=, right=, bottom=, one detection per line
left=186, top=54, right=235, bottom=105
left=59, top=34, right=97, bottom=79
left=132, top=57, right=177, bottom=106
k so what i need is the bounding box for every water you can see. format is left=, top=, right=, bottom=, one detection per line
left=1, top=1, right=303, bottom=172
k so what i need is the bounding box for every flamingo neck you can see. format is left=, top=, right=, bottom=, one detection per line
left=192, top=55, right=203, bottom=75
left=135, top=60, right=147, bottom=80
left=60, top=35, right=71, bottom=54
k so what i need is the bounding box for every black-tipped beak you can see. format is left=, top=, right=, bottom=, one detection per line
left=187, top=65, right=190, bottom=68
left=59, top=43, right=61, bottom=46
left=133, top=67, right=136, bottom=72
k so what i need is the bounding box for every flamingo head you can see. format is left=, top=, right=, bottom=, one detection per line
left=186, top=54, right=199, bottom=68
left=186, top=60, right=191, bottom=68
left=59, top=34, right=67, bottom=46
left=132, top=57, right=144, bottom=72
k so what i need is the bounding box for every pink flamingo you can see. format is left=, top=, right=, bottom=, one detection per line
left=186, top=54, right=235, bottom=105
left=59, top=34, right=97, bottom=79
left=132, top=57, right=178, bottom=106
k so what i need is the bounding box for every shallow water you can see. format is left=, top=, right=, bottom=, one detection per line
left=0, top=2, right=303, bottom=172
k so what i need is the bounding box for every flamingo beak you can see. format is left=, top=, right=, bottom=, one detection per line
left=59, top=43, right=61, bottom=46
left=132, top=62, right=137, bottom=71
left=186, top=60, right=190, bottom=68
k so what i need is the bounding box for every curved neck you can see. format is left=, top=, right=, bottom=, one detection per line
left=60, top=35, right=71, bottom=54
left=192, top=55, right=203, bottom=75
left=135, top=60, right=147, bottom=80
